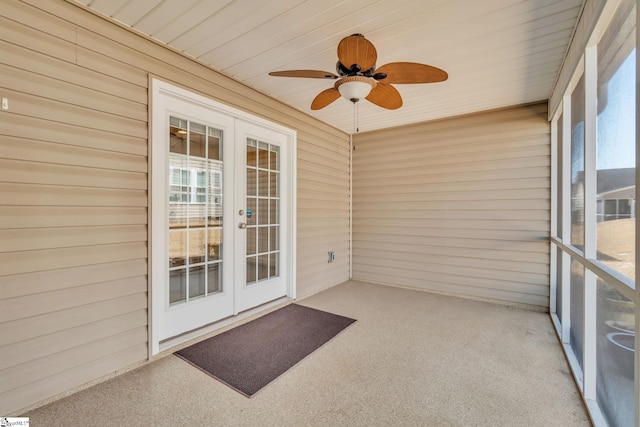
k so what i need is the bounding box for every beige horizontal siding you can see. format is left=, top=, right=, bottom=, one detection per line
left=0, top=206, right=148, bottom=229
left=356, top=177, right=550, bottom=195
left=0, top=183, right=148, bottom=207
left=2, top=326, right=147, bottom=391
left=0, top=259, right=148, bottom=299
left=0, top=14, right=76, bottom=62
left=0, top=311, right=148, bottom=371
left=353, top=239, right=549, bottom=264
left=0, top=114, right=148, bottom=156
left=0, top=0, right=349, bottom=415
left=352, top=103, right=551, bottom=307
left=1, top=64, right=147, bottom=121
left=2, top=344, right=148, bottom=420
left=0, top=242, right=148, bottom=277
left=3, top=89, right=148, bottom=138
left=1, top=40, right=147, bottom=104
left=0, top=293, right=148, bottom=348
left=0, top=137, right=147, bottom=172
left=0, top=159, right=147, bottom=189
left=0, top=225, right=147, bottom=253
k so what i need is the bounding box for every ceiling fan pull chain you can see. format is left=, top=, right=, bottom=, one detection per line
left=353, top=101, right=359, bottom=133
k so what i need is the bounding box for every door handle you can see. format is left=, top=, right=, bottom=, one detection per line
left=238, top=222, right=247, bottom=229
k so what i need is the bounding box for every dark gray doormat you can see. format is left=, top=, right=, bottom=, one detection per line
left=174, top=303, right=357, bottom=397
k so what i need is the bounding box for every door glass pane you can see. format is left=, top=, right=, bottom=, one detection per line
left=208, top=169, right=222, bottom=226
left=571, top=77, right=585, bottom=251
left=207, top=228, right=221, bottom=261
left=246, top=227, right=256, bottom=255
left=258, top=226, right=268, bottom=253
left=270, top=199, right=278, bottom=223
left=596, top=276, right=635, bottom=427
left=258, top=170, right=269, bottom=197
left=247, top=169, right=256, bottom=196
left=247, top=139, right=257, bottom=166
left=258, top=199, right=268, bottom=225
left=570, top=259, right=585, bottom=371
left=270, top=226, right=279, bottom=251
left=270, top=146, right=279, bottom=170
left=596, top=0, right=636, bottom=281
left=208, top=129, right=221, bottom=161
left=188, top=197, right=206, bottom=227
left=189, top=229, right=206, bottom=265
left=246, top=257, right=256, bottom=284
left=258, top=141, right=269, bottom=169
left=189, top=266, right=206, bottom=299
left=169, top=269, right=186, bottom=304
left=246, top=138, right=281, bottom=286
left=168, top=117, right=224, bottom=305
left=169, top=230, right=186, bottom=267
left=270, top=172, right=278, bottom=197
left=169, top=160, right=188, bottom=228
left=190, top=123, right=206, bottom=158
left=170, top=117, right=188, bottom=155
left=258, top=254, right=269, bottom=280
left=207, top=264, right=221, bottom=294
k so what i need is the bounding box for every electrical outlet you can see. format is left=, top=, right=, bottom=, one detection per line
left=1, top=98, right=8, bottom=110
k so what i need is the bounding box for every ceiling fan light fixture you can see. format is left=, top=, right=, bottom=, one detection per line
left=335, top=76, right=376, bottom=103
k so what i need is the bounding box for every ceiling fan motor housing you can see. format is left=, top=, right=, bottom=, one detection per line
left=336, top=61, right=377, bottom=77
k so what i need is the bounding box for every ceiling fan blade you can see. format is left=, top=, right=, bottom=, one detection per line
left=337, top=34, right=377, bottom=71
left=269, top=70, right=338, bottom=79
left=365, top=82, right=402, bottom=110
left=374, top=62, right=448, bottom=84
left=311, top=87, right=341, bottom=110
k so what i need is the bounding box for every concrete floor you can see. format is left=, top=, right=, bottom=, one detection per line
left=25, top=280, right=590, bottom=426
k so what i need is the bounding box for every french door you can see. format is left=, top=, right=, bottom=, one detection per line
left=151, top=80, right=295, bottom=354
left=235, top=121, right=289, bottom=312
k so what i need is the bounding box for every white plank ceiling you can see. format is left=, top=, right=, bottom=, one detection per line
left=71, top=0, right=584, bottom=133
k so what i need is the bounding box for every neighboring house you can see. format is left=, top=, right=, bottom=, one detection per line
left=596, top=168, right=636, bottom=221
left=572, top=168, right=636, bottom=223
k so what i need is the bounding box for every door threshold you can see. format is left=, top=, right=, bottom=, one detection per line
left=156, top=296, right=292, bottom=357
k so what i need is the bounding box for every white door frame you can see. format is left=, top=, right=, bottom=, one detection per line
left=149, top=78, right=297, bottom=356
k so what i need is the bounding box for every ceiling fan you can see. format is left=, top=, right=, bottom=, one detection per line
left=269, top=34, right=448, bottom=110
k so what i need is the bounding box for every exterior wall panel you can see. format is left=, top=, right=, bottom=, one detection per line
left=0, top=0, right=349, bottom=414
left=352, top=104, right=551, bottom=307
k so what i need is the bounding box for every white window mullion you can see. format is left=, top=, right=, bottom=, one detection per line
left=561, top=94, right=572, bottom=344
left=635, top=2, right=640, bottom=425
left=550, top=118, right=558, bottom=315
left=583, top=269, right=597, bottom=399
left=550, top=243, right=558, bottom=316
left=583, top=45, right=598, bottom=401
left=584, top=47, right=597, bottom=260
